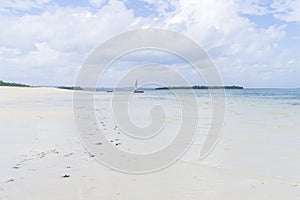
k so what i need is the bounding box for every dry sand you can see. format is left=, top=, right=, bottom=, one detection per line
left=0, top=87, right=299, bottom=200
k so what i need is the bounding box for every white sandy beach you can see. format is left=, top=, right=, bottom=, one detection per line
left=0, top=87, right=299, bottom=200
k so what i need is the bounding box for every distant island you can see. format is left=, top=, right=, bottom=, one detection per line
left=155, top=85, right=243, bottom=90
left=57, top=86, right=83, bottom=90
left=0, top=80, right=29, bottom=87
left=0, top=80, right=85, bottom=91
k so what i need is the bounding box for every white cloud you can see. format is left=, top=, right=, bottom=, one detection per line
left=288, top=59, right=295, bottom=64
left=163, top=0, right=286, bottom=66
left=271, top=0, right=300, bottom=22
left=231, top=0, right=272, bottom=15
left=0, top=0, right=139, bottom=85
left=0, top=0, right=298, bottom=87
left=89, top=0, right=106, bottom=8
left=141, top=0, right=177, bottom=15
left=0, top=0, right=51, bottom=11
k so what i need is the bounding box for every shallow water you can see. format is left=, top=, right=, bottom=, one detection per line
left=93, top=89, right=300, bottom=181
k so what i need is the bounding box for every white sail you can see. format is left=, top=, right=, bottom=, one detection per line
left=133, top=79, right=144, bottom=93
left=134, top=80, right=138, bottom=91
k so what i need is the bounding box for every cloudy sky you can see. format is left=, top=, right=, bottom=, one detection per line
left=0, top=0, right=299, bottom=88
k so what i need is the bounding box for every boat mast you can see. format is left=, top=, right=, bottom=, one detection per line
left=134, top=80, right=138, bottom=91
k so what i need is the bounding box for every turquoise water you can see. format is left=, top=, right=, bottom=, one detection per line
left=95, top=89, right=300, bottom=181
left=131, top=89, right=300, bottom=103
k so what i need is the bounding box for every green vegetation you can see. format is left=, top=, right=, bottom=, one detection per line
left=57, top=86, right=83, bottom=90
left=0, top=80, right=29, bottom=87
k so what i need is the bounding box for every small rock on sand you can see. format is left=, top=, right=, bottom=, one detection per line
left=62, top=174, right=70, bottom=178
left=88, top=152, right=95, bottom=157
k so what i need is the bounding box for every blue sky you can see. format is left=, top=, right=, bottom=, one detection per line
left=0, top=0, right=299, bottom=88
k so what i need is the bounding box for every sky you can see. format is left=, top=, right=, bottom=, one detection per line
left=0, top=0, right=300, bottom=88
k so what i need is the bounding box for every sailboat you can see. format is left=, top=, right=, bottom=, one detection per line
left=134, top=80, right=144, bottom=93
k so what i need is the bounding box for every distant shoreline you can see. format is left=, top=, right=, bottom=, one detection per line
left=155, top=85, right=244, bottom=90
left=0, top=80, right=29, bottom=87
